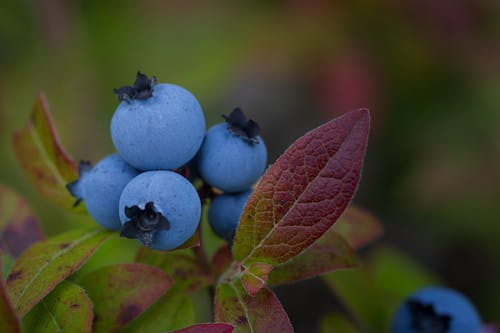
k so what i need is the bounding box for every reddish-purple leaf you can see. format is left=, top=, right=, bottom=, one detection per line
left=240, top=263, right=273, bottom=297
left=0, top=185, right=44, bottom=257
left=232, top=109, right=370, bottom=289
left=332, top=205, right=383, bottom=250
left=6, top=228, right=111, bottom=317
left=12, top=94, right=80, bottom=210
left=135, top=248, right=212, bottom=293
left=169, top=323, right=235, bottom=333
left=211, top=244, right=232, bottom=278
left=0, top=251, right=20, bottom=333
left=267, top=227, right=359, bottom=286
left=215, top=280, right=293, bottom=333
left=77, top=263, right=173, bottom=333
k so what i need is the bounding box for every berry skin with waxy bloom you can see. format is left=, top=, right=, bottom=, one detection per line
left=391, top=286, right=482, bottom=333
left=118, top=170, right=201, bottom=250
left=197, top=108, right=267, bottom=193
left=208, top=190, right=252, bottom=241
left=111, top=72, right=206, bottom=171
left=66, top=154, right=140, bottom=230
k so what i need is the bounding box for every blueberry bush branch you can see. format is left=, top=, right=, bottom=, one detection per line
left=6, top=71, right=426, bottom=333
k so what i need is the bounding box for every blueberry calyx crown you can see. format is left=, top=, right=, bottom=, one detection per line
left=222, top=108, right=261, bottom=144
left=66, top=160, right=93, bottom=207
left=407, top=299, right=452, bottom=333
left=114, top=71, right=157, bottom=102
left=120, top=202, right=170, bottom=248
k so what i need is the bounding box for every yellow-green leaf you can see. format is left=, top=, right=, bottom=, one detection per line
left=22, top=281, right=92, bottom=333
left=6, top=228, right=111, bottom=316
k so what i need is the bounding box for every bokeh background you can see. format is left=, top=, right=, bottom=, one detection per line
left=1, top=0, right=499, bottom=331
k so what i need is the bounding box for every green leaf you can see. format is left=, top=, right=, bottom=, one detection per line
left=0, top=184, right=44, bottom=257
left=22, top=281, right=92, bottom=333
left=135, top=248, right=212, bottom=293
left=170, top=323, right=235, bottom=333
left=232, top=109, right=370, bottom=294
left=332, top=205, right=383, bottom=250
left=0, top=251, right=20, bottom=333
left=268, top=228, right=359, bottom=286
left=77, top=263, right=173, bottom=333
left=12, top=94, right=81, bottom=210
left=121, top=284, right=195, bottom=333
left=215, top=280, right=293, bottom=333
left=322, top=268, right=388, bottom=333
left=368, top=245, right=440, bottom=310
left=6, top=227, right=111, bottom=317
left=75, top=233, right=140, bottom=277
left=319, top=312, right=359, bottom=333
left=322, top=246, right=442, bottom=332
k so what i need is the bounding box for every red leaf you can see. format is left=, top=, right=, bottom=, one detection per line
left=0, top=185, right=44, bottom=257
left=240, top=263, right=273, bottom=297
left=211, top=244, right=232, bottom=278
left=169, top=323, right=235, bottom=333
left=215, top=280, right=293, bottom=333
left=12, top=94, right=80, bottom=210
left=0, top=251, right=20, bottom=333
left=77, top=263, right=173, bottom=332
left=267, top=227, right=359, bottom=286
left=232, top=109, right=370, bottom=290
left=332, top=205, right=383, bottom=250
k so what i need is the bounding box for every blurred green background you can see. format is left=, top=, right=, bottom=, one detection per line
left=1, top=0, right=499, bottom=331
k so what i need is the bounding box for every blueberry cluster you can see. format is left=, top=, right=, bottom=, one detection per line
left=67, top=72, right=267, bottom=250
left=391, top=286, right=482, bottom=333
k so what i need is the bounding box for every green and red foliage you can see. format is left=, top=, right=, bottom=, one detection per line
left=1, top=95, right=387, bottom=332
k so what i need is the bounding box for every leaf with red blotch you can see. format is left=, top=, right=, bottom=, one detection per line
left=267, top=227, right=359, bottom=286
left=121, top=284, right=194, bottom=333
left=22, top=281, right=93, bottom=333
left=0, top=184, right=44, bottom=258
left=215, top=280, right=293, bottom=333
left=12, top=94, right=81, bottom=211
left=6, top=228, right=111, bottom=317
left=232, top=109, right=370, bottom=293
left=135, top=247, right=212, bottom=293
left=77, top=263, right=173, bottom=333
left=0, top=250, right=20, bottom=333
left=169, top=323, right=235, bottom=333
left=332, top=205, right=383, bottom=250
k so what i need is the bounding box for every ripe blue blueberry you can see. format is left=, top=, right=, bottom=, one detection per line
left=66, top=154, right=139, bottom=230
left=208, top=190, right=252, bottom=241
left=197, top=108, right=267, bottom=193
left=118, top=170, right=201, bottom=250
left=111, top=72, right=206, bottom=171
left=391, top=286, right=482, bottom=333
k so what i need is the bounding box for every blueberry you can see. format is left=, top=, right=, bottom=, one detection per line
left=66, top=154, right=139, bottom=230
left=111, top=72, right=206, bottom=171
left=118, top=170, right=201, bottom=250
left=197, top=108, right=267, bottom=192
left=391, top=286, right=482, bottom=333
left=208, top=190, right=252, bottom=241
